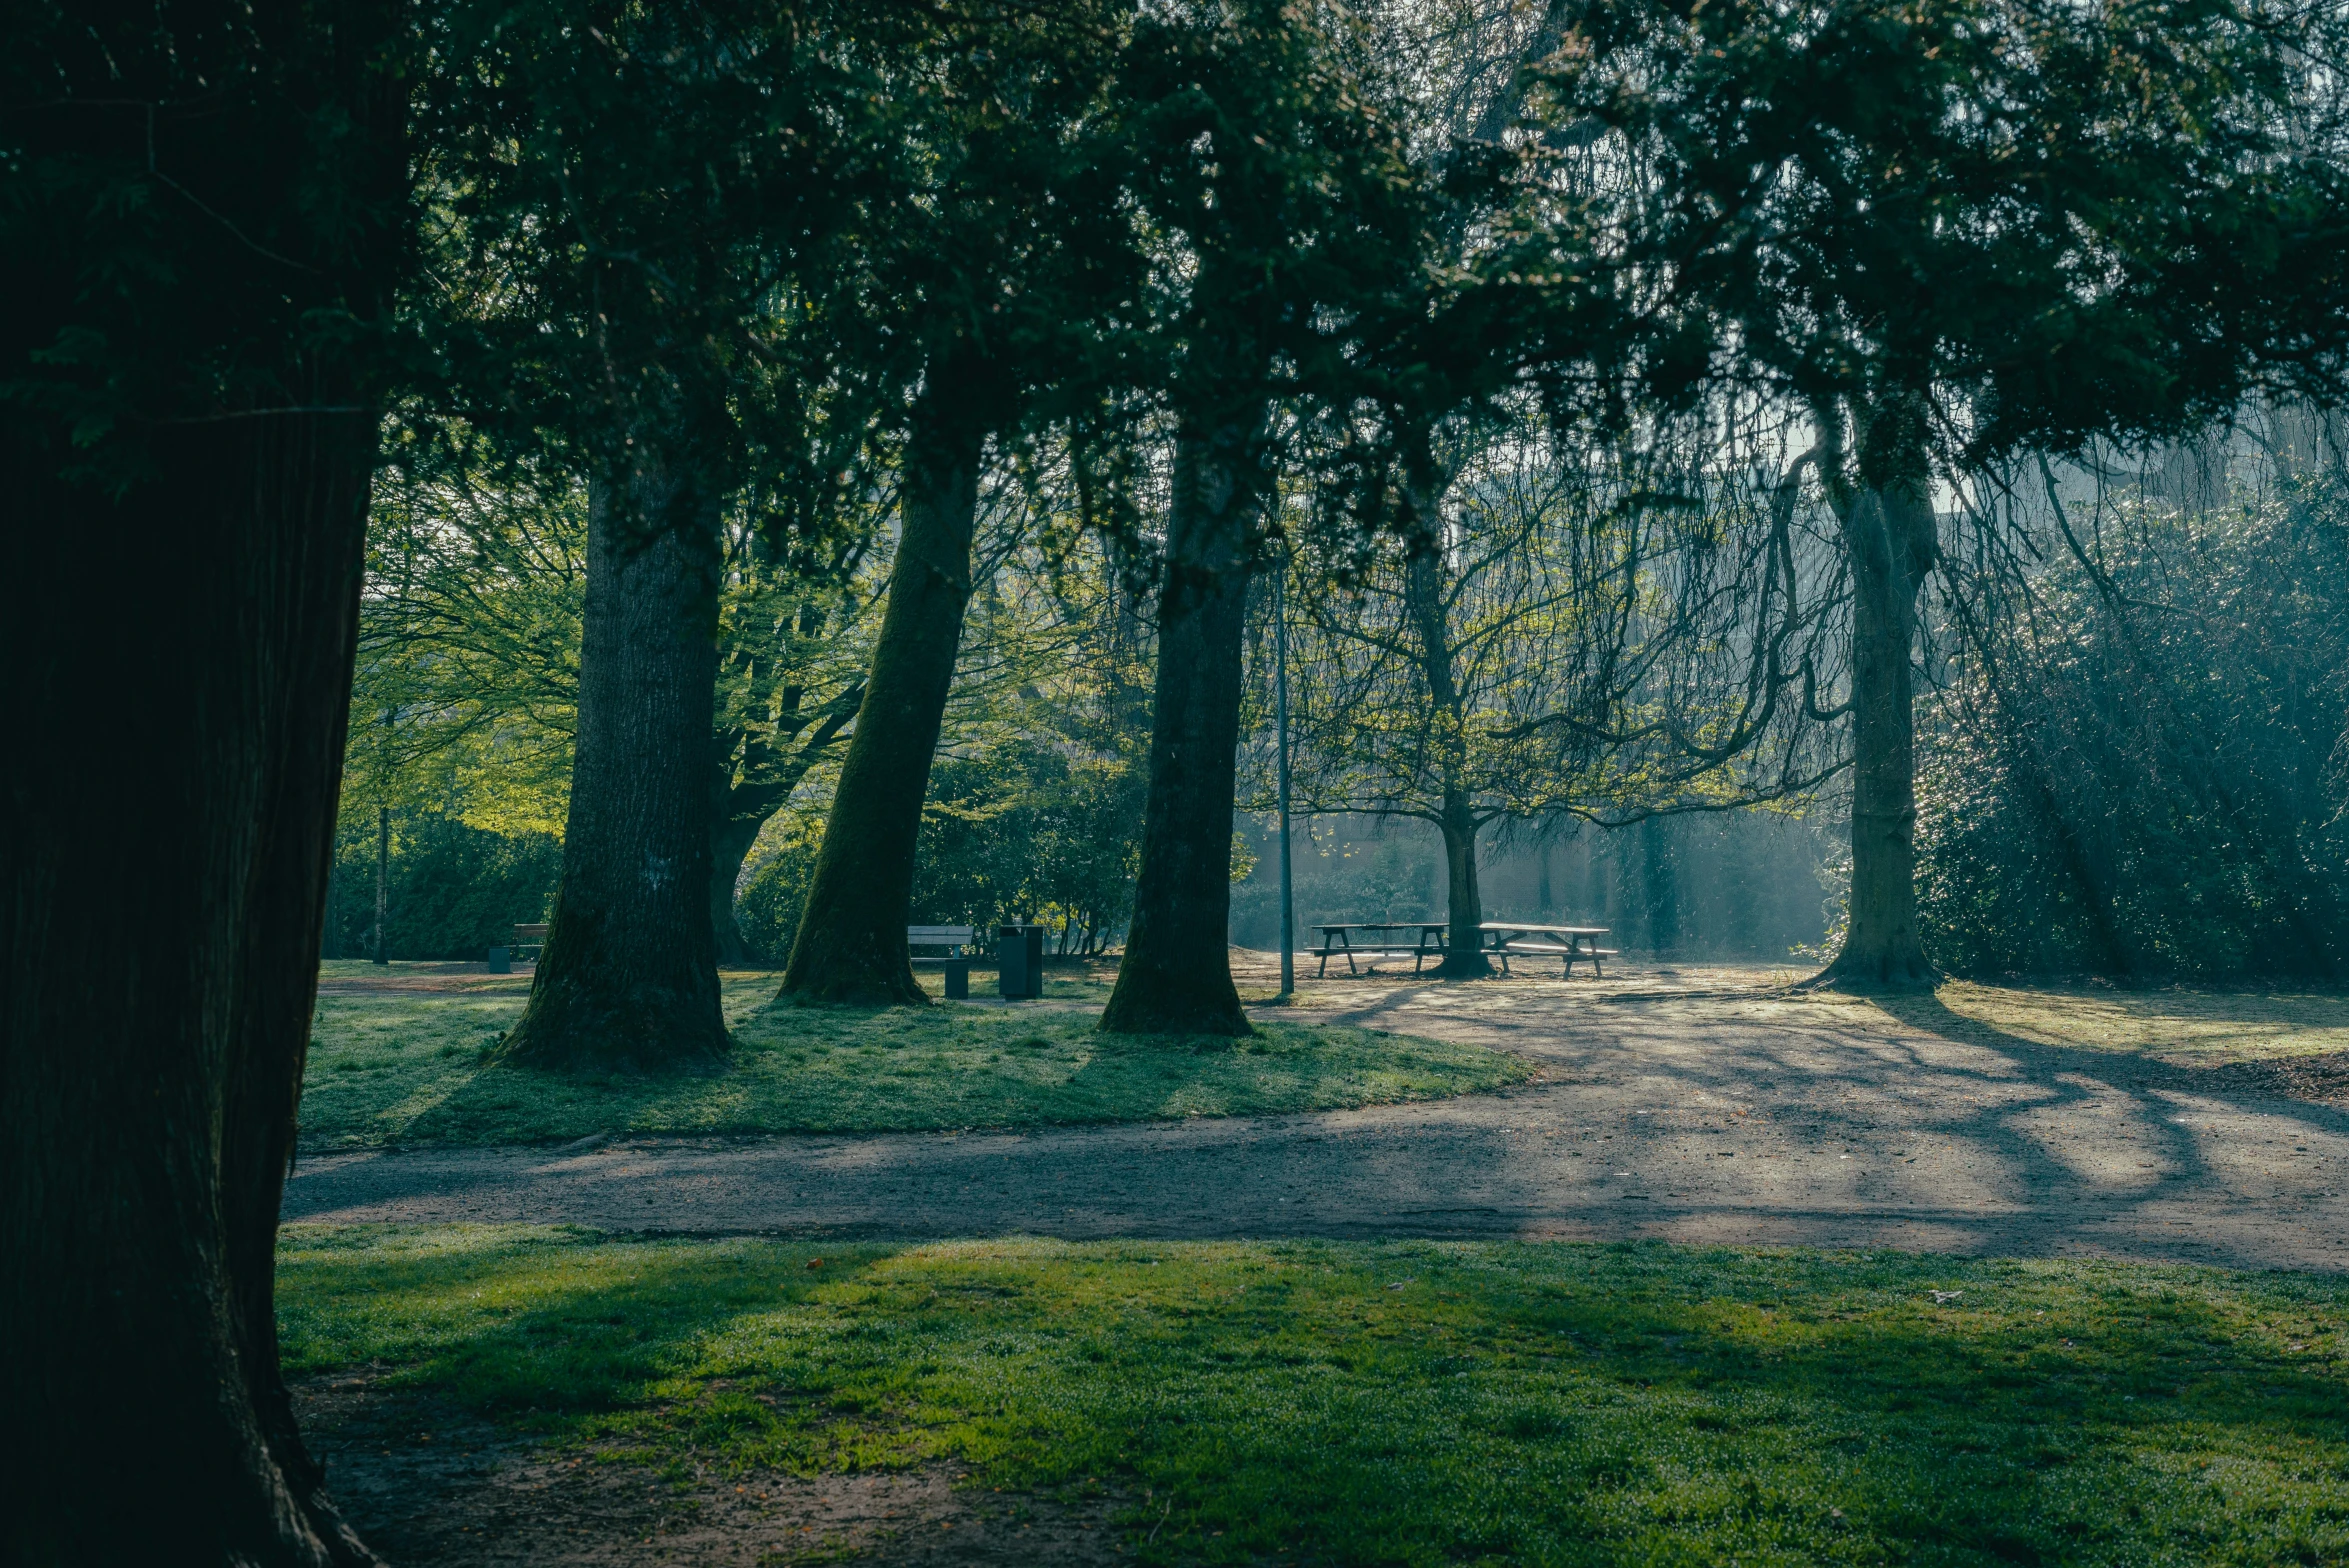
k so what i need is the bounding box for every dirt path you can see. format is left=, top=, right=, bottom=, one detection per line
left=287, top=966, right=2349, bottom=1272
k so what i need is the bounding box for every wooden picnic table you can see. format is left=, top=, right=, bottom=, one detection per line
left=1311, top=921, right=1448, bottom=977
left=1478, top=921, right=1615, bottom=978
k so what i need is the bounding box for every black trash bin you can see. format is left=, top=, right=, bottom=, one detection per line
left=996, top=924, right=1046, bottom=1000
left=485, top=946, right=512, bottom=975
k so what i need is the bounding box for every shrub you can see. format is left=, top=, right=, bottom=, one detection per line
left=325, top=813, right=562, bottom=961
left=1917, top=471, right=2349, bottom=979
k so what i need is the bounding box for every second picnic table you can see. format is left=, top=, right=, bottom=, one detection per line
left=1310, top=922, right=1448, bottom=976
left=1309, top=920, right=1616, bottom=978
left=1477, top=921, right=1615, bottom=977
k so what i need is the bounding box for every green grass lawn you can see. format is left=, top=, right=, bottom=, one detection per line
left=278, top=1225, right=2349, bottom=1566
left=298, top=965, right=1529, bottom=1149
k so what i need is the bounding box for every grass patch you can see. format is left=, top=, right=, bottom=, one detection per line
left=298, top=964, right=1528, bottom=1149
left=279, top=1225, right=2349, bottom=1566
left=1927, top=981, right=2349, bottom=1066
left=1719, top=979, right=2349, bottom=1069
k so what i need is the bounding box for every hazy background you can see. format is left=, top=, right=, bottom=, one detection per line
left=1230, top=810, right=1836, bottom=962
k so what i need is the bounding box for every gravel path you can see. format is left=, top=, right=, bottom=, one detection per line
left=286, top=969, right=2349, bottom=1272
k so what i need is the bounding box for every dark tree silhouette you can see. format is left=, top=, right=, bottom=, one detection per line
left=1, top=3, right=409, bottom=1560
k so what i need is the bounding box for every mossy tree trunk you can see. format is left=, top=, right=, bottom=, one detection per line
left=782, top=371, right=987, bottom=1006
left=504, top=462, right=731, bottom=1068
left=1814, top=417, right=1940, bottom=990
left=1098, top=423, right=1264, bottom=1036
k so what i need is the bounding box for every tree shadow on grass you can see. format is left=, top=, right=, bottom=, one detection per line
left=359, top=1006, right=1524, bottom=1149
left=276, top=1230, right=2349, bottom=1566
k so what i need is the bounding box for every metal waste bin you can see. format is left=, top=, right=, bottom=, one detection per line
left=996, top=924, right=1045, bottom=1000
left=485, top=946, right=512, bottom=974
left=942, top=959, right=971, bottom=999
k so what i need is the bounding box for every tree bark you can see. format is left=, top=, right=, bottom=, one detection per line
left=503, top=463, right=730, bottom=1068
left=3, top=7, right=402, bottom=1561
left=1435, top=796, right=1490, bottom=977
left=1642, top=816, right=1680, bottom=957
left=709, top=808, right=766, bottom=966
left=709, top=683, right=861, bottom=966
left=1404, top=535, right=1494, bottom=979
left=1099, top=426, right=1262, bottom=1036
left=782, top=376, right=986, bottom=1005
left=3, top=419, right=385, bottom=1566
left=1815, top=469, right=1940, bottom=989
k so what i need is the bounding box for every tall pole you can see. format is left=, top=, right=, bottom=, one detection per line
left=1276, top=559, right=1295, bottom=998
left=373, top=805, right=390, bottom=966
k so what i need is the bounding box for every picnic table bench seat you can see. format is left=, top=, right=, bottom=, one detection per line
left=1495, top=939, right=1619, bottom=957
left=1479, top=922, right=1615, bottom=977
left=1312, top=922, right=1448, bottom=977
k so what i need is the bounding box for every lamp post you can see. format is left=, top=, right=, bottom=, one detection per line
left=373, top=804, right=390, bottom=966
left=1275, top=557, right=1294, bottom=998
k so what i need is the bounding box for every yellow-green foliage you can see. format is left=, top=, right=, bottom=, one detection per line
left=279, top=1227, right=2349, bottom=1566
left=298, top=967, right=1528, bottom=1148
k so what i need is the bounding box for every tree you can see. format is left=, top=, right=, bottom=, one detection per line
left=353, top=459, right=877, bottom=963
left=912, top=482, right=1154, bottom=950
left=1538, top=0, right=2349, bottom=987
left=781, top=3, right=1146, bottom=1005
left=1268, top=431, right=1840, bottom=973
left=423, top=0, right=899, bottom=1061
left=1197, top=0, right=1695, bottom=986
left=1098, top=0, right=1431, bottom=1033
left=746, top=448, right=1155, bottom=959
left=707, top=560, right=870, bottom=961
left=2, top=1, right=408, bottom=1561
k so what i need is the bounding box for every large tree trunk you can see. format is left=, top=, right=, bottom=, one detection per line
left=3, top=418, right=384, bottom=1565
left=782, top=377, right=986, bottom=1006
left=504, top=464, right=730, bottom=1068
left=3, top=8, right=402, bottom=1561
left=1816, top=470, right=1940, bottom=989
left=1099, top=426, right=1262, bottom=1036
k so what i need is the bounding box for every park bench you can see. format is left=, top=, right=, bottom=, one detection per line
left=1479, top=922, right=1615, bottom=978
left=486, top=922, right=548, bottom=974
left=908, top=924, right=979, bottom=998
left=1312, top=922, right=1448, bottom=977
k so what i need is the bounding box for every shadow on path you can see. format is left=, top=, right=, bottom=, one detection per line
left=286, top=974, right=2349, bottom=1272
